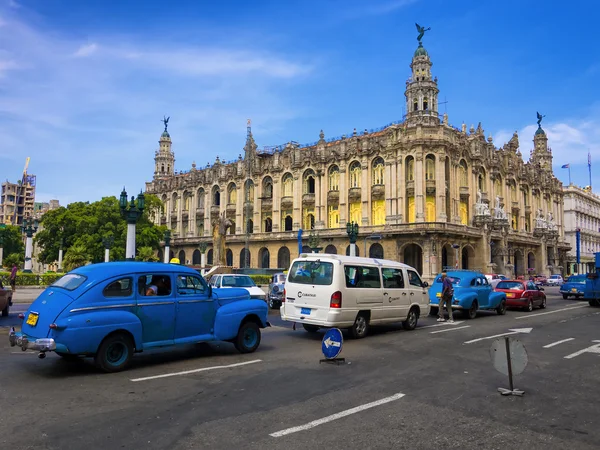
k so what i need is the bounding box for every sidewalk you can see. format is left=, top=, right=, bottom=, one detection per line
left=10, top=287, right=46, bottom=304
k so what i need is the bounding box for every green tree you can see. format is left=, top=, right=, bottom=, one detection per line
left=63, top=244, right=89, bottom=272
left=3, top=252, right=24, bottom=270
left=136, top=246, right=159, bottom=262
left=0, top=224, right=25, bottom=265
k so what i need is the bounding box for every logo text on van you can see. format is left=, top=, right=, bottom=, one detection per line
left=297, top=291, right=316, bottom=298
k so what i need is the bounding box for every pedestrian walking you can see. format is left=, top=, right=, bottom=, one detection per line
left=9, top=264, right=18, bottom=292
left=438, top=272, right=454, bottom=323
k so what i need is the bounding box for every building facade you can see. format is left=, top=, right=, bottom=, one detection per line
left=0, top=177, right=36, bottom=226
left=145, top=39, right=570, bottom=280
left=563, top=185, right=600, bottom=274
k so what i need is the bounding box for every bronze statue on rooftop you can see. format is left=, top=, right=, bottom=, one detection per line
left=415, top=23, right=431, bottom=42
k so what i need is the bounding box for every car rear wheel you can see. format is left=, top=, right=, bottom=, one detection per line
left=562, top=294, right=568, bottom=300
left=402, top=307, right=419, bottom=331
left=539, top=297, right=547, bottom=309
left=303, top=324, right=320, bottom=333
left=496, top=300, right=507, bottom=315
left=466, top=301, right=478, bottom=320
left=94, top=333, right=134, bottom=373
left=350, top=313, right=369, bottom=339
left=234, top=321, right=261, bottom=353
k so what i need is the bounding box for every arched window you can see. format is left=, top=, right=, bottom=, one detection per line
left=226, top=249, right=233, bottom=266
left=510, top=181, right=517, bottom=202
left=212, top=186, right=220, bottom=206
left=192, top=250, right=201, bottom=265
left=304, top=213, right=315, bottom=230
left=262, top=177, right=273, bottom=199
left=207, top=249, right=213, bottom=265
left=328, top=205, right=339, bottom=228
left=259, top=247, right=270, bottom=269
left=239, top=248, right=250, bottom=268
left=227, top=183, right=237, bottom=205
left=229, top=220, right=236, bottom=235
left=369, top=243, right=384, bottom=259
left=495, top=177, right=502, bottom=198
left=277, top=247, right=290, bottom=269
left=406, top=156, right=415, bottom=182
left=324, top=244, right=337, bottom=255
left=459, top=160, right=468, bottom=187
left=304, top=169, right=316, bottom=194
left=171, top=192, right=178, bottom=212
left=284, top=215, right=293, bottom=231
left=161, top=194, right=168, bottom=215
left=349, top=161, right=361, bottom=188
left=425, top=155, right=435, bottom=181
left=372, top=157, right=384, bottom=185
left=264, top=217, right=273, bottom=232
left=183, top=191, right=191, bottom=211
left=478, top=169, right=486, bottom=192
left=244, top=180, right=254, bottom=203
left=328, top=165, right=339, bottom=191
left=413, top=100, right=418, bottom=111
left=423, top=97, right=429, bottom=111
left=178, top=250, right=186, bottom=264
left=246, top=219, right=254, bottom=234
left=282, top=173, right=293, bottom=197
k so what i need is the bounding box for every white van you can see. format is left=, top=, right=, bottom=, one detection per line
left=280, top=254, right=430, bottom=338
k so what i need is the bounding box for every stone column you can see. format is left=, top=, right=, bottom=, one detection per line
left=253, top=180, right=260, bottom=233
left=415, top=152, right=424, bottom=222
left=177, top=192, right=183, bottom=236
left=398, top=157, right=405, bottom=222
left=236, top=185, right=244, bottom=234
left=436, top=153, right=447, bottom=222
left=24, top=236, right=34, bottom=272
left=339, top=167, right=347, bottom=225
left=125, top=223, right=136, bottom=260
left=293, top=174, right=302, bottom=229
left=203, top=190, right=211, bottom=237
left=385, top=161, right=394, bottom=223
left=272, top=179, right=281, bottom=232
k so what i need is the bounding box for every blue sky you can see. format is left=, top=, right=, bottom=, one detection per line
left=0, top=0, right=598, bottom=205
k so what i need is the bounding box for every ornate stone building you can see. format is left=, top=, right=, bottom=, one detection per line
left=145, top=38, right=570, bottom=280
left=563, top=185, right=600, bottom=274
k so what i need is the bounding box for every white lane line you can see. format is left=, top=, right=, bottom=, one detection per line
left=564, top=341, right=600, bottom=360
left=515, top=304, right=588, bottom=320
left=11, top=351, right=37, bottom=355
left=430, top=325, right=470, bottom=334
left=464, top=328, right=532, bottom=345
left=543, top=338, right=575, bottom=348
left=269, top=392, right=405, bottom=438
left=418, top=321, right=464, bottom=330
left=130, top=359, right=262, bottom=382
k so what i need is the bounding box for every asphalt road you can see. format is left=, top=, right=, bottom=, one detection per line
left=1, top=287, right=599, bottom=450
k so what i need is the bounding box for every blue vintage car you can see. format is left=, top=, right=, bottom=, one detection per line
left=428, top=270, right=507, bottom=319
left=9, top=262, right=270, bottom=372
left=560, top=274, right=587, bottom=299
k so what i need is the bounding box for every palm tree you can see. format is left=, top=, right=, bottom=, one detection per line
left=63, top=244, right=89, bottom=272
left=137, top=246, right=159, bottom=262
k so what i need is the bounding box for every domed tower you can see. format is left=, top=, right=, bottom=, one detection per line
left=154, top=116, right=175, bottom=179
left=530, top=112, right=552, bottom=171
left=404, top=24, right=440, bottom=126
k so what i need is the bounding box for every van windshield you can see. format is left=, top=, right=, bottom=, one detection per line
left=288, top=260, right=333, bottom=286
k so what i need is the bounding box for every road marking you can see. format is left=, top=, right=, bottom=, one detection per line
left=269, top=392, right=405, bottom=437
left=430, top=325, right=470, bottom=334
left=11, top=351, right=37, bottom=355
left=515, top=304, right=588, bottom=320
left=464, top=328, right=532, bottom=344
left=130, top=359, right=262, bottom=382
left=418, top=321, right=464, bottom=330
left=543, top=338, right=575, bottom=348
left=564, top=341, right=600, bottom=360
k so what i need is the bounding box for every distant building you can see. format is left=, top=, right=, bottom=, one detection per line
left=563, top=184, right=600, bottom=274
left=32, top=199, right=61, bottom=220
left=0, top=176, right=36, bottom=226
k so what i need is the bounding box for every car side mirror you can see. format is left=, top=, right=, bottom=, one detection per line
left=422, top=281, right=429, bottom=288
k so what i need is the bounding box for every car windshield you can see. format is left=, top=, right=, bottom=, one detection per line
left=567, top=275, right=586, bottom=283
left=51, top=273, right=87, bottom=291
left=497, top=281, right=524, bottom=290
left=434, top=276, right=460, bottom=285
left=222, top=276, right=255, bottom=288
left=288, top=260, right=334, bottom=286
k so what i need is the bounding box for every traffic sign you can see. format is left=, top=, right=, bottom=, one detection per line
left=490, top=336, right=528, bottom=396
left=321, top=328, right=343, bottom=360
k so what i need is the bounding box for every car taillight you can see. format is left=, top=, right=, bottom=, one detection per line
left=282, top=288, right=286, bottom=303
left=49, top=323, right=57, bottom=329
left=18, top=313, right=24, bottom=319
left=330, top=291, right=342, bottom=308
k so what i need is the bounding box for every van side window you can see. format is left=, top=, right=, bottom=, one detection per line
left=345, top=266, right=381, bottom=288
left=177, top=275, right=207, bottom=295
left=103, top=278, right=133, bottom=298
left=382, top=268, right=404, bottom=289
left=138, top=274, right=172, bottom=296
left=407, top=270, right=423, bottom=288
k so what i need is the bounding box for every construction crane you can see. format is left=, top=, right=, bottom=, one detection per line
left=12, top=157, right=32, bottom=225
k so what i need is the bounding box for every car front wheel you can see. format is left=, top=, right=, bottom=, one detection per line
left=234, top=321, right=261, bottom=353
left=402, top=307, right=419, bottom=331
left=496, top=300, right=507, bottom=315
left=540, top=297, right=547, bottom=309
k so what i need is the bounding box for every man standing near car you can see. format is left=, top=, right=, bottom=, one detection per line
left=9, top=264, right=18, bottom=293
left=439, top=272, right=454, bottom=323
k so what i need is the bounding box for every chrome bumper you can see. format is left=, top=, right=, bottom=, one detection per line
left=8, top=328, right=56, bottom=352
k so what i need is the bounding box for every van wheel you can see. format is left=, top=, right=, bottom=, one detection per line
left=1, top=304, right=8, bottom=317
left=429, top=307, right=438, bottom=316
left=350, top=313, right=369, bottom=339
left=234, top=321, right=261, bottom=353
left=466, top=301, right=478, bottom=320
left=303, top=324, right=320, bottom=333
left=402, top=307, right=419, bottom=331
left=94, top=333, right=134, bottom=373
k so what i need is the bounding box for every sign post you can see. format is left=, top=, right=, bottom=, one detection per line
left=320, top=328, right=345, bottom=365
left=490, top=336, right=527, bottom=396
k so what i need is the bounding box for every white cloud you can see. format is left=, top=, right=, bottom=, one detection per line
left=72, top=43, right=98, bottom=58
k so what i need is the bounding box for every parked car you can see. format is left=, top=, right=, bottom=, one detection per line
left=428, top=271, right=507, bottom=319
left=0, top=279, right=13, bottom=317
left=559, top=274, right=587, bottom=299
left=484, top=273, right=508, bottom=289
left=9, top=262, right=270, bottom=372
left=533, top=275, right=548, bottom=286
left=208, top=274, right=267, bottom=302
left=281, top=255, right=430, bottom=338
left=494, top=280, right=547, bottom=311
left=267, top=273, right=286, bottom=309
left=547, top=274, right=564, bottom=286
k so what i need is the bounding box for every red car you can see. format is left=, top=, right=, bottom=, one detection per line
left=495, top=280, right=547, bottom=311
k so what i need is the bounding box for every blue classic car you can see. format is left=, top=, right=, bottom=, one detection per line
left=428, top=270, right=507, bottom=319
left=9, top=262, right=270, bottom=372
left=560, top=274, right=587, bottom=299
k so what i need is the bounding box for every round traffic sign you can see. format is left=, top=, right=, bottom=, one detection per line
left=490, top=337, right=528, bottom=376
left=321, top=328, right=343, bottom=360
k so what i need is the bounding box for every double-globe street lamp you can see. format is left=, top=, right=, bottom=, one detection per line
left=346, top=221, right=359, bottom=257
left=22, top=217, right=39, bottom=273
left=163, top=230, right=171, bottom=264
left=119, top=188, right=145, bottom=261
left=102, top=235, right=115, bottom=263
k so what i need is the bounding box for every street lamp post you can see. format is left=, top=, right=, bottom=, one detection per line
left=452, top=243, right=460, bottom=269
left=0, top=223, right=5, bottom=267
left=102, top=236, right=115, bottom=263
left=163, top=230, right=171, bottom=264
left=119, top=188, right=145, bottom=261
left=58, top=226, right=64, bottom=272
left=21, top=217, right=38, bottom=273
left=346, top=221, right=359, bottom=257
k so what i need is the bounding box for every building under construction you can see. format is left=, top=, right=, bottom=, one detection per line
left=0, top=158, right=37, bottom=226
